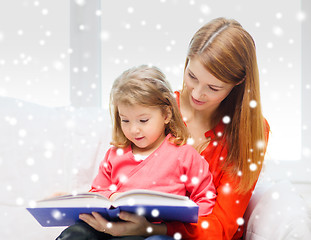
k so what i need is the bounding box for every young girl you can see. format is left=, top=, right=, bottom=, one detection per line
left=56, top=65, right=216, bottom=240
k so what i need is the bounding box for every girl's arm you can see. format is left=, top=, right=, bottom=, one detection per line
left=181, top=147, right=216, bottom=216
left=89, top=148, right=115, bottom=198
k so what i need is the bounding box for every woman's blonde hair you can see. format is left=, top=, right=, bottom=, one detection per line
left=181, top=17, right=267, bottom=193
left=110, top=65, right=189, bottom=148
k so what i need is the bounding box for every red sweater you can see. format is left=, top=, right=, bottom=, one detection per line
left=90, top=134, right=216, bottom=216
left=165, top=92, right=270, bottom=240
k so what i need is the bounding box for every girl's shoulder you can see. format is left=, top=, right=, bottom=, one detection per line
left=106, top=145, right=132, bottom=156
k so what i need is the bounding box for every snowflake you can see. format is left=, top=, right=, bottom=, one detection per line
left=191, top=177, right=199, bottom=185
left=273, top=26, right=283, bottom=37
left=222, top=183, right=231, bottom=194
left=136, top=207, right=145, bottom=216
left=206, top=191, right=215, bottom=199
left=187, top=138, right=194, bottom=145
left=272, top=191, right=280, bottom=200
left=249, top=100, right=257, bottom=108
left=173, top=232, right=182, bottom=240
left=200, top=5, right=211, bottom=15
left=126, top=197, right=136, bottom=206
left=222, top=115, right=230, bottom=124
left=127, top=7, right=134, bottom=14
left=151, top=209, right=160, bottom=217
left=297, top=11, right=306, bottom=22
left=16, top=197, right=24, bottom=206
left=236, top=217, right=244, bottom=226
left=26, top=157, right=35, bottom=166
left=51, top=210, right=63, bottom=220
left=201, top=220, right=209, bottom=229
left=180, top=174, right=188, bottom=182
left=109, top=184, right=117, bottom=191
left=75, top=0, right=86, bottom=6
left=249, top=163, right=257, bottom=171
left=276, top=12, right=283, bottom=19
left=31, top=174, right=39, bottom=182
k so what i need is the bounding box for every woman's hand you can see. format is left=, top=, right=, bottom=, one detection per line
left=79, top=211, right=167, bottom=237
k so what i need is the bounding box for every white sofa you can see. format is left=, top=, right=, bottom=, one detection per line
left=1, top=97, right=310, bottom=240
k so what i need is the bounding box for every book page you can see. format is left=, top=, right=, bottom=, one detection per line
left=113, top=189, right=197, bottom=207
left=35, top=192, right=111, bottom=208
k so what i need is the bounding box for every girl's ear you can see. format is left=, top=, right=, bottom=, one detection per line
left=164, top=107, right=172, bottom=124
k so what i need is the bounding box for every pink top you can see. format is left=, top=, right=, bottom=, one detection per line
left=90, top=134, right=216, bottom=216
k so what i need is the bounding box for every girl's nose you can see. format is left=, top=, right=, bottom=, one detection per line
left=131, top=124, right=140, bottom=134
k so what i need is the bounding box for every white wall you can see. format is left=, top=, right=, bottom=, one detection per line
left=0, top=0, right=70, bottom=106
left=1, top=0, right=310, bottom=181
left=99, top=0, right=303, bottom=162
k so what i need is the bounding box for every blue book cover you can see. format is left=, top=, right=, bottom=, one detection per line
left=26, top=190, right=199, bottom=227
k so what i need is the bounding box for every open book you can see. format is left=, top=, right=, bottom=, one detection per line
left=27, top=189, right=199, bottom=227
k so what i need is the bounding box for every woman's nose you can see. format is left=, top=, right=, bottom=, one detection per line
left=192, top=86, right=205, bottom=99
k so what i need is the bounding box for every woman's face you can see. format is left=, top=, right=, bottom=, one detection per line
left=184, top=57, right=235, bottom=112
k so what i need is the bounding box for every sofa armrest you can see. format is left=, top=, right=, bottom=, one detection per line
left=243, top=180, right=311, bottom=240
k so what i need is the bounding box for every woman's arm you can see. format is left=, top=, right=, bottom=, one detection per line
left=165, top=173, right=255, bottom=240
left=79, top=211, right=167, bottom=237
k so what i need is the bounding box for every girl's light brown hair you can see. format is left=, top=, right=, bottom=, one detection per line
left=181, top=17, right=268, bottom=194
left=110, top=65, right=189, bottom=148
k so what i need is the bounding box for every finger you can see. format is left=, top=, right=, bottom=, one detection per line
left=91, top=212, right=113, bottom=233
left=79, top=213, right=96, bottom=226
left=118, top=211, right=144, bottom=223
left=91, top=212, right=109, bottom=225
left=79, top=213, right=103, bottom=231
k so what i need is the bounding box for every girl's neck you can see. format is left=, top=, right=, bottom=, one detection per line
left=131, top=133, right=167, bottom=156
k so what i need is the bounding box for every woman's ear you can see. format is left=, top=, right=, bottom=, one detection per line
left=236, top=77, right=245, bottom=86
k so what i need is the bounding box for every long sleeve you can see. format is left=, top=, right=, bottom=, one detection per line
left=180, top=147, right=216, bottom=216
left=165, top=119, right=270, bottom=240
left=165, top=172, right=254, bottom=240
left=168, top=91, right=271, bottom=239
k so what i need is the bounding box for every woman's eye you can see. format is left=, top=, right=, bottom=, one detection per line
left=209, top=86, right=219, bottom=92
left=121, top=119, right=129, bottom=123
left=140, top=119, right=149, bottom=123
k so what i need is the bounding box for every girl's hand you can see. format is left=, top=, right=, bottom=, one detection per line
left=79, top=211, right=167, bottom=237
left=109, top=192, right=121, bottom=201
left=51, top=192, right=68, bottom=197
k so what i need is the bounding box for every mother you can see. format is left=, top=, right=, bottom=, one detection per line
left=60, top=17, right=270, bottom=240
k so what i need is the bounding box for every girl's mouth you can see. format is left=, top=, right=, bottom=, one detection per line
left=191, top=96, right=205, bottom=105
left=135, top=137, right=144, bottom=141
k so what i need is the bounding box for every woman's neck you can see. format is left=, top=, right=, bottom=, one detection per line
left=180, top=92, right=215, bottom=130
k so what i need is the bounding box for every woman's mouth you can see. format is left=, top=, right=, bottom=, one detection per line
left=191, top=96, right=205, bottom=105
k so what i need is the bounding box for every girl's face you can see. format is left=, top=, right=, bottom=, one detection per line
left=118, top=103, right=170, bottom=155
left=184, top=57, right=235, bottom=112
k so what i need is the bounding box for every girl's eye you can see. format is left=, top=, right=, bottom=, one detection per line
left=121, top=119, right=129, bottom=123
left=188, top=72, right=196, bottom=79
left=140, top=119, right=149, bottom=123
